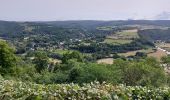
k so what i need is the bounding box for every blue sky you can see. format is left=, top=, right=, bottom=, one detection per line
left=0, top=0, right=170, bottom=21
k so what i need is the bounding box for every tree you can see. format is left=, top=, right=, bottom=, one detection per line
left=61, top=51, right=83, bottom=64
left=68, top=62, right=122, bottom=84
left=123, top=59, right=166, bottom=87
left=0, top=41, right=17, bottom=75
left=33, top=51, right=48, bottom=73
left=161, top=56, right=170, bottom=67
left=135, top=52, right=147, bottom=58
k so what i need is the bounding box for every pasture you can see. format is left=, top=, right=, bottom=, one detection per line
left=97, top=58, right=114, bottom=64
left=104, top=39, right=132, bottom=45
left=104, top=29, right=139, bottom=45
left=148, top=49, right=167, bottom=61
left=119, top=48, right=154, bottom=57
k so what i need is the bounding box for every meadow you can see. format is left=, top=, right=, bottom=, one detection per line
left=104, top=29, right=139, bottom=45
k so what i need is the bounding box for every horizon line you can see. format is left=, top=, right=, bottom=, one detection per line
left=1, top=19, right=170, bottom=22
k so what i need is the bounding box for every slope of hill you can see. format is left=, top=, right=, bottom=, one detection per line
left=138, top=28, right=170, bottom=41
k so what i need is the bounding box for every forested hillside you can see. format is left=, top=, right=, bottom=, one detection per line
left=139, top=28, right=170, bottom=41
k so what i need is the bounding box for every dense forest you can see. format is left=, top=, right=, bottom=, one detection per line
left=139, top=28, right=170, bottom=41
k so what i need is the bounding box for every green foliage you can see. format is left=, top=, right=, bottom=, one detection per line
left=111, top=85, right=170, bottom=100
left=0, top=80, right=113, bottom=100
left=161, top=56, right=170, bottom=65
left=7, top=52, right=167, bottom=87
left=61, top=51, right=83, bottom=64
left=34, top=70, right=56, bottom=84
left=135, top=52, right=147, bottom=58
left=0, top=42, right=168, bottom=87
left=68, top=62, right=122, bottom=84
left=2, top=21, right=170, bottom=99
left=114, top=58, right=166, bottom=87
left=16, top=64, right=37, bottom=82
left=0, top=41, right=17, bottom=76
left=33, top=51, right=48, bottom=73
left=139, top=29, right=170, bottom=41
left=1, top=80, right=170, bottom=100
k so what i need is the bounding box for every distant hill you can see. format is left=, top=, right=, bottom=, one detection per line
left=42, top=20, right=170, bottom=28
left=139, top=29, right=170, bottom=41
left=0, top=21, right=23, bottom=34
left=1, top=20, right=170, bottom=40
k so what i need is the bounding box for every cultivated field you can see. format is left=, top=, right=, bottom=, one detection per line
left=148, top=49, right=167, bottom=60
left=104, top=39, right=132, bottom=45
left=97, top=58, right=114, bottom=64
left=104, top=29, right=139, bottom=45
left=119, top=48, right=154, bottom=57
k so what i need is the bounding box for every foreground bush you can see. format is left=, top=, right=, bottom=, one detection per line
left=0, top=80, right=112, bottom=100
left=0, top=79, right=170, bottom=100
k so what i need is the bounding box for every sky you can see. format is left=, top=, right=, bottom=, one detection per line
left=0, top=0, right=170, bottom=21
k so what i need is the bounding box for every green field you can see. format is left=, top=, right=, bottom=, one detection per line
left=116, top=29, right=139, bottom=39
left=96, top=26, right=113, bottom=31
left=118, top=48, right=154, bottom=57
left=104, top=29, right=139, bottom=45
left=104, top=39, right=132, bottom=45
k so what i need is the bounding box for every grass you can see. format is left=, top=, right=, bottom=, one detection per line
left=117, top=47, right=167, bottom=61
left=156, top=43, right=170, bottom=47
left=104, top=39, right=132, bottom=45
left=119, top=48, right=154, bottom=57
left=104, top=29, right=139, bottom=45
left=96, top=26, right=113, bottom=31
left=97, top=58, right=114, bottom=64
left=156, top=43, right=170, bottom=52
left=117, top=29, right=139, bottom=39
left=118, top=47, right=167, bottom=61
left=148, top=49, right=167, bottom=61
left=49, top=58, right=61, bottom=64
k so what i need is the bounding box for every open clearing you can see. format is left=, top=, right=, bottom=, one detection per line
left=49, top=58, right=61, bottom=64
left=119, top=47, right=166, bottom=61
left=104, top=29, right=139, bottom=45
left=148, top=49, right=167, bottom=61
left=97, top=58, right=114, bottom=64
left=116, top=29, right=139, bottom=39
left=156, top=43, right=170, bottom=48
left=104, top=39, right=132, bottom=45
left=119, top=48, right=154, bottom=57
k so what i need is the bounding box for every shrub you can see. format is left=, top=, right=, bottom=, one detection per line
left=0, top=80, right=170, bottom=100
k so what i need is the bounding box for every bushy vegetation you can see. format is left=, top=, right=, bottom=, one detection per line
left=0, top=79, right=170, bottom=100
left=0, top=40, right=168, bottom=87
